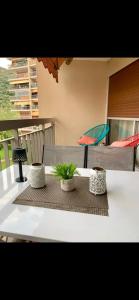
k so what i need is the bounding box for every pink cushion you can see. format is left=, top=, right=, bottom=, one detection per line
left=78, top=136, right=97, bottom=145
left=111, top=140, right=131, bottom=147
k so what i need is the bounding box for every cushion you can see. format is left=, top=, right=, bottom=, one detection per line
left=78, top=135, right=98, bottom=145
left=110, top=140, right=131, bottom=147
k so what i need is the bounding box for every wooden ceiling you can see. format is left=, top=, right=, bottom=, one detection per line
left=37, top=58, right=73, bottom=82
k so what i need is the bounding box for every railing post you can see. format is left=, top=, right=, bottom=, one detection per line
left=3, top=142, right=10, bottom=168
left=0, top=156, right=2, bottom=171
left=51, top=122, right=55, bottom=145
left=42, top=124, right=45, bottom=145
left=12, top=129, right=20, bottom=148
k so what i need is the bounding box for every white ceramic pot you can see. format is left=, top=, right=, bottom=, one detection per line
left=28, top=163, right=46, bottom=188
left=60, top=178, right=75, bottom=192
left=89, top=167, right=106, bottom=195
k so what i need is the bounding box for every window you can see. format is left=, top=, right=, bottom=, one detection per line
left=109, top=119, right=134, bottom=144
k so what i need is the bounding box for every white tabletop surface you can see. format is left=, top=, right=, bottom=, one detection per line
left=0, top=165, right=139, bottom=242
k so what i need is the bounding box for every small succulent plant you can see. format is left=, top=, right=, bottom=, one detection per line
left=52, top=163, right=79, bottom=180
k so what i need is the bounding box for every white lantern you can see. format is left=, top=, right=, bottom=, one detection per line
left=89, top=167, right=106, bottom=195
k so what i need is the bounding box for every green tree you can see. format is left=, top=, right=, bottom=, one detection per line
left=0, top=66, right=20, bottom=140
left=0, top=67, right=19, bottom=118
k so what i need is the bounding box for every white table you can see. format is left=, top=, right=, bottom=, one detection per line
left=0, top=165, right=139, bottom=242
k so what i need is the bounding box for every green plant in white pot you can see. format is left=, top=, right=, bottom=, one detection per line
left=52, top=163, right=79, bottom=191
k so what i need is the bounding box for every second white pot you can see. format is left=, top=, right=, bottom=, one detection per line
left=60, top=178, right=75, bottom=192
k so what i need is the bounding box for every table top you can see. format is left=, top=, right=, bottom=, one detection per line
left=0, top=165, right=139, bottom=242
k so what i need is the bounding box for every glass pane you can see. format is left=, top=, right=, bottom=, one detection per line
left=135, top=121, right=139, bottom=134
left=109, top=119, right=134, bottom=144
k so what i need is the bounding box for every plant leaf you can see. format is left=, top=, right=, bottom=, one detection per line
left=52, top=162, right=79, bottom=180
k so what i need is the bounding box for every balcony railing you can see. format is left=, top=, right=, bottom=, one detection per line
left=10, top=60, right=28, bottom=68
left=19, top=114, right=32, bottom=119
left=9, top=85, right=29, bottom=91
left=0, top=118, right=55, bottom=170
left=31, top=83, right=38, bottom=88
left=10, top=95, right=30, bottom=101
left=30, top=71, right=37, bottom=77
left=32, top=106, right=39, bottom=110
left=9, top=73, right=29, bottom=80
left=29, top=58, right=36, bottom=65
left=11, top=107, right=31, bottom=111
left=10, top=96, right=18, bottom=101
left=31, top=94, right=38, bottom=99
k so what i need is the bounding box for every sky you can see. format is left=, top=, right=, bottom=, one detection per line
left=0, top=58, right=11, bottom=69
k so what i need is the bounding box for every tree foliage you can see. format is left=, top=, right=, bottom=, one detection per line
left=0, top=66, right=20, bottom=140
left=0, top=67, right=20, bottom=118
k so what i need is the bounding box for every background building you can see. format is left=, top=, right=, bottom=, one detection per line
left=9, top=58, right=39, bottom=119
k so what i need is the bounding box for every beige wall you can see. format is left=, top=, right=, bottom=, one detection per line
left=107, top=58, right=138, bottom=76
left=37, top=60, right=108, bottom=145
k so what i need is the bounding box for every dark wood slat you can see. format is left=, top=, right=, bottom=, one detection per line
left=26, top=135, right=32, bottom=164
left=30, top=133, right=36, bottom=163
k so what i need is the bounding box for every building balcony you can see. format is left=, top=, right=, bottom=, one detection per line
left=10, top=96, right=38, bottom=103
left=31, top=94, right=38, bottom=99
left=10, top=102, right=31, bottom=106
left=11, top=104, right=31, bottom=111
left=32, top=111, right=39, bottom=117
left=32, top=99, right=38, bottom=103
left=30, top=71, right=37, bottom=77
left=8, top=73, right=29, bottom=81
left=10, top=96, right=19, bottom=101
left=31, top=83, right=38, bottom=88
left=10, top=95, right=30, bottom=101
left=10, top=57, right=27, bottom=61
left=32, top=106, right=39, bottom=110
left=29, top=58, right=36, bottom=66
left=11, top=108, right=31, bottom=111
left=10, top=60, right=28, bottom=69
left=19, top=113, right=32, bottom=119
left=9, top=86, right=29, bottom=92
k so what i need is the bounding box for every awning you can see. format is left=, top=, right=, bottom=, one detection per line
left=37, top=58, right=73, bottom=82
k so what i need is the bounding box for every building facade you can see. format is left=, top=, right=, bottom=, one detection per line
left=9, top=58, right=39, bottom=119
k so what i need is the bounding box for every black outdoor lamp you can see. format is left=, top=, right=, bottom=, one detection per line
left=12, top=148, right=27, bottom=182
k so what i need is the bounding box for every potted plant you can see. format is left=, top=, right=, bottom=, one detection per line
left=52, top=163, right=79, bottom=191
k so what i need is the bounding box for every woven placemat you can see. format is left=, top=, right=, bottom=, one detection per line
left=13, top=175, right=109, bottom=216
